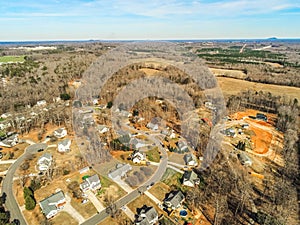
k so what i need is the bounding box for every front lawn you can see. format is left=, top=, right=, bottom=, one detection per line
left=146, top=147, right=160, bottom=162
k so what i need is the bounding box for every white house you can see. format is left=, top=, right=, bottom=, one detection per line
left=147, top=122, right=159, bottom=131
left=97, top=125, right=109, bottom=134
left=184, top=153, right=198, bottom=166
left=131, top=150, right=146, bottom=164
left=177, top=140, right=189, bottom=153
left=130, top=138, right=147, bottom=150
left=0, top=113, right=12, bottom=119
left=238, top=152, right=252, bottom=166
left=39, top=191, right=66, bottom=219
left=80, top=174, right=101, bottom=192
left=135, top=206, right=158, bottom=225
left=53, top=128, right=67, bottom=138
left=93, top=99, right=99, bottom=105
left=37, top=100, right=47, bottom=107
left=182, top=170, right=200, bottom=187
left=57, top=138, right=71, bottom=153
left=37, top=153, right=52, bottom=171
left=0, top=133, right=19, bottom=148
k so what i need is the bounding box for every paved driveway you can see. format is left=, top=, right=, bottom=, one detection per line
left=86, top=190, right=105, bottom=212
left=112, top=177, right=133, bottom=193
left=63, top=194, right=85, bottom=224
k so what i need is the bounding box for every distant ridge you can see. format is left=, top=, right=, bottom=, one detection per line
left=0, top=38, right=300, bottom=46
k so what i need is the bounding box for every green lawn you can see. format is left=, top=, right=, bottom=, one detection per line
left=0, top=55, right=25, bottom=63
left=146, top=147, right=160, bottom=162
left=161, top=168, right=183, bottom=188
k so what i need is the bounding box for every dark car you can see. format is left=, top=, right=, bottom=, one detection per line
left=37, top=149, right=44, bottom=152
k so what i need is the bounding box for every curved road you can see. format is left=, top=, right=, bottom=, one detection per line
left=1, top=143, right=47, bottom=225
left=81, top=126, right=168, bottom=225
left=1, top=124, right=168, bottom=225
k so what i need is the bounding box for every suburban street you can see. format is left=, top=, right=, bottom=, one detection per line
left=2, top=119, right=170, bottom=225
left=81, top=124, right=169, bottom=225
left=1, top=142, right=47, bottom=225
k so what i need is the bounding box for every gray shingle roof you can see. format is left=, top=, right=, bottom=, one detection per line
left=108, top=164, right=132, bottom=179
left=164, top=190, right=185, bottom=208
left=183, top=170, right=199, bottom=184
left=58, top=138, right=71, bottom=147
left=136, top=206, right=158, bottom=225
left=39, top=191, right=65, bottom=217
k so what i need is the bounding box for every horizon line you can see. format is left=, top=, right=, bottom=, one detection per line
left=1, top=37, right=300, bottom=43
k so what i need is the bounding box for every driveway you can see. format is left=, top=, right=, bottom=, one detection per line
left=63, top=194, right=85, bottom=224
left=112, top=177, right=133, bottom=193
left=86, top=190, right=105, bottom=212
left=0, top=159, right=17, bottom=164
left=121, top=205, right=135, bottom=221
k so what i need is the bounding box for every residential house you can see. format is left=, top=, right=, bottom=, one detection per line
left=39, top=191, right=66, bottom=219
left=97, top=125, right=109, bottom=134
left=0, top=133, right=18, bottom=148
left=108, top=164, right=132, bottom=180
left=184, top=153, right=198, bottom=166
left=164, top=190, right=185, bottom=210
left=131, top=150, right=146, bottom=164
left=135, top=205, right=159, bottom=225
left=120, top=110, right=132, bottom=118
left=93, top=99, right=99, bottom=105
left=130, top=138, right=147, bottom=150
left=36, top=100, right=47, bottom=107
left=73, top=100, right=83, bottom=108
left=147, top=122, right=159, bottom=131
left=238, top=152, right=252, bottom=166
left=241, top=123, right=249, bottom=129
left=224, top=128, right=236, bottom=137
left=204, top=101, right=216, bottom=110
left=177, top=140, right=189, bottom=153
left=53, top=128, right=67, bottom=138
left=57, top=138, right=71, bottom=153
left=147, top=118, right=161, bottom=131
left=182, top=170, right=200, bottom=187
left=0, top=113, right=12, bottom=119
left=37, top=153, right=52, bottom=171
left=79, top=166, right=90, bottom=174
left=80, top=174, right=101, bottom=192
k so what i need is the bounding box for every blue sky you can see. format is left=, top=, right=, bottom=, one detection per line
left=0, top=0, right=300, bottom=40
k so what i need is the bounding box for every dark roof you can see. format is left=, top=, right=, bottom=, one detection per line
left=39, top=191, right=65, bottom=216
left=164, top=190, right=185, bottom=207
left=136, top=206, right=158, bottom=225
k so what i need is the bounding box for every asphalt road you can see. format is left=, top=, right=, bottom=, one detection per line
left=81, top=126, right=168, bottom=225
left=2, top=124, right=168, bottom=225
left=1, top=143, right=47, bottom=225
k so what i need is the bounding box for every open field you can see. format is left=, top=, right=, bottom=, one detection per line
left=209, top=67, right=247, bottom=79
left=217, top=77, right=300, bottom=100
left=0, top=55, right=25, bottom=63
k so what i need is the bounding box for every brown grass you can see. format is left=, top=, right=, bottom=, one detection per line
left=148, top=182, right=170, bottom=201
left=51, top=211, right=78, bottom=225
left=209, top=68, right=247, bottom=79
left=71, top=198, right=97, bottom=219
left=217, top=77, right=300, bottom=100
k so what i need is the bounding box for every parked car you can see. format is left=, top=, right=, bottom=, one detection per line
left=37, top=149, right=44, bottom=152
